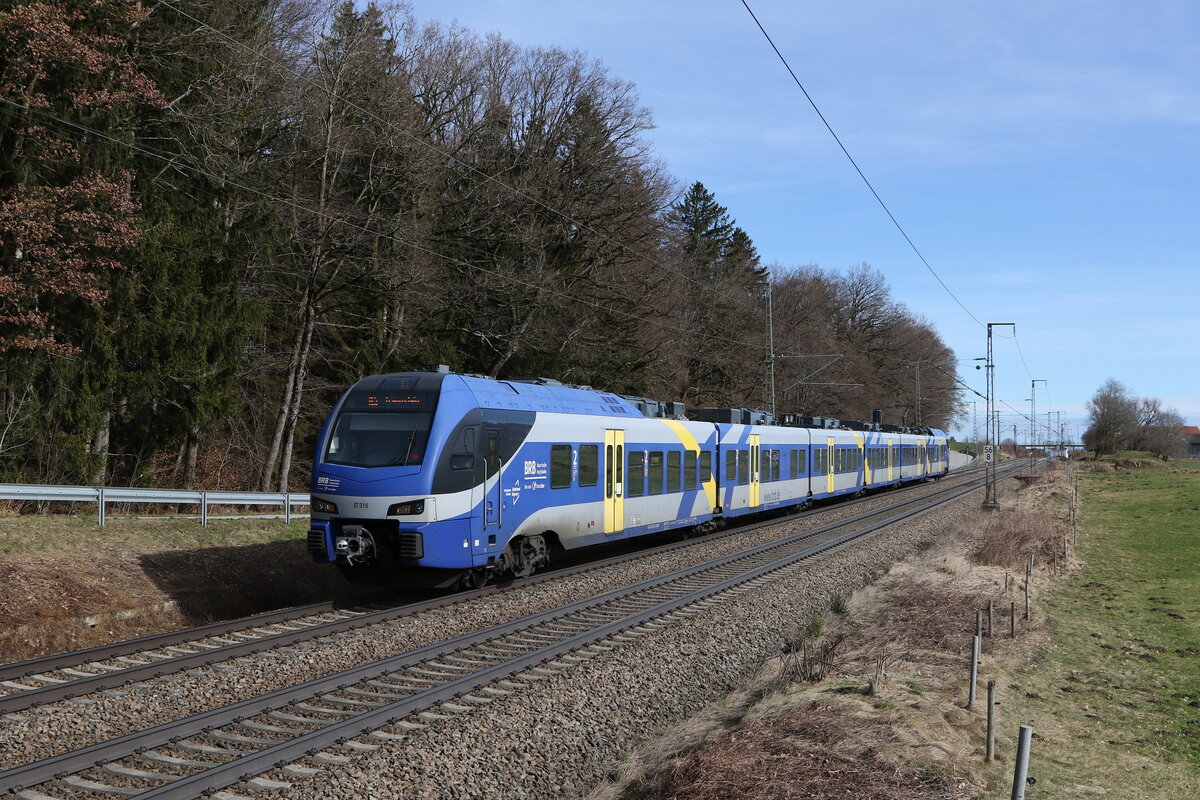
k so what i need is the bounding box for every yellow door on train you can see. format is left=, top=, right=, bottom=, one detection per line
left=604, top=430, right=625, bottom=534
left=749, top=433, right=761, bottom=508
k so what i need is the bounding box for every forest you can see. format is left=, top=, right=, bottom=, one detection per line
left=0, top=0, right=962, bottom=492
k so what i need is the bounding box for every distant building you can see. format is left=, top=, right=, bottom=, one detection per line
left=1187, top=426, right=1200, bottom=459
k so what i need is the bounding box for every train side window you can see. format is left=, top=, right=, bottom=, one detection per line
left=770, top=450, right=780, bottom=481
left=617, top=444, right=623, bottom=491
left=648, top=451, right=664, bottom=494
left=684, top=451, right=697, bottom=490
left=579, top=444, right=598, bottom=487
left=790, top=449, right=798, bottom=478
left=487, top=435, right=499, bottom=476
left=726, top=450, right=737, bottom=483
left=551, top=444, right=572, bottom=488
left=737, top=450, right=749, bottom=485
left=627, top=451, right=645, bottom=497
left=700, top=450, right=711, bottom=483
left=667, top=451, right=681, bottom=492
left=451, top=428, right=476, bottom=471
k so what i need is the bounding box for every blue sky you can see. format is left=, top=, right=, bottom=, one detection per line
left=403, top=0, right=1200, bottom=439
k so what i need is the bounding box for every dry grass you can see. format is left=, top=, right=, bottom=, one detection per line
left=627, top=703, right=969, bottom=800
left=973, top=509, right=1063, bottom=570
left=595, top=472, right=1077, bottom=800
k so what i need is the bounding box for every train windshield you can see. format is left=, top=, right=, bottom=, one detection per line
left=323, top=390, right=436, bottom=468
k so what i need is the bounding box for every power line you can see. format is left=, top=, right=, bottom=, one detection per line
left=165, top=0, right=989, bottom=416
left=739, top=0, right=984, bottom=329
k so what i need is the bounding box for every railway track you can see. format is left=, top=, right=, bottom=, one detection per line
left=0, top=462, right=1022, bottom=800
left=0, top=464, right=988, bottom=715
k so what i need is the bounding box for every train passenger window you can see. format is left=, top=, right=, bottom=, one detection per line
left=737, top=450, right=749, bottom=485
left=769, top=450, right=780, bottom=481
left=627, top=451, right=645, bottom=497
left=667, top=451, right=681, bottom=492
left=648, top=451, right=664, bottom=494
left=726, top=450, right=737, bottom=483
left=617, top=444, right=623, bottom=491
left=684, top=451, right=697, bottom=490
left=551, top=445, right=572, bottom=489
left=790, top=449, right=798, bottom=478
left=579, top=444, right=598, bottom=487
left=699, top=450, right=711, bottom=483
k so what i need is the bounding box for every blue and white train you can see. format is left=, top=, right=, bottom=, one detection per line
left=307, top=368, right=949, bottom=587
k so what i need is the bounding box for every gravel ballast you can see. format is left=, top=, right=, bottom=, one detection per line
left=242, top=488, right=985, bottom=800
left=0, top=475, right=994, bottom=787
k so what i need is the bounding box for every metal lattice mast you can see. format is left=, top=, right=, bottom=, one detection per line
left=765, top=283, right=776, bottom=418
left=984, top=323, right=1015, bottom=508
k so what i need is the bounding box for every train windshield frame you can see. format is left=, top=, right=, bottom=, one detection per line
left=323, top=390, right=437, bottom=468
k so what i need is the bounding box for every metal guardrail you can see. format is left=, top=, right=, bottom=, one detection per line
left=0, top=483, right=309, bottom=527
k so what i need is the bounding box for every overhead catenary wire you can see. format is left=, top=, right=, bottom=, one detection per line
left=161, top=0, right=997, bottom=415
left=739, top=0, right=985, bottom=330
left=8, top=5, right=988, bottom=425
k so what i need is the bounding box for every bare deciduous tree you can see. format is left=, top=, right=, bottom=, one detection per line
left=1083, top=379, right=1138, bottom=455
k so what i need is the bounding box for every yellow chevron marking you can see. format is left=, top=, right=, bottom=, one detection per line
left=850, top=431, right=870, bottom=485
left=663, top=419, right=716, bottom=512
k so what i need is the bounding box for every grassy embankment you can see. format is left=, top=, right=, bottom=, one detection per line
left=986, top=457, right=1200, bottom=797
left=0, top=511, right=355, bottom=662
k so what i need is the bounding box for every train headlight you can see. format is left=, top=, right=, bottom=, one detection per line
left=312, top=497, right=338, bottom=514
left=387, top=499, right=425, bottom=516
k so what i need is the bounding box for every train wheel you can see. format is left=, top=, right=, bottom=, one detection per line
left=497, top=534, right=548, bottom=579
left=456, top=567, right=490, bottom=591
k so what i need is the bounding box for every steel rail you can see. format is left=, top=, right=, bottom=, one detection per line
left=0, top=464, right=992, bottom=713
left=0, top=465, right=1019, bottom=797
